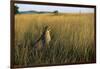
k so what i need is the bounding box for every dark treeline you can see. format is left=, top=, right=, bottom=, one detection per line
left=14, top=6, right=59, bottom=14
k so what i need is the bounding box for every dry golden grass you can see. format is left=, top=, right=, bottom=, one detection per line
left=14, top=13, right=95, bottom=67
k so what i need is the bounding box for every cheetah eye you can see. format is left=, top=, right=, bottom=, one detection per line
left=49, top=29, right=51, bottom=31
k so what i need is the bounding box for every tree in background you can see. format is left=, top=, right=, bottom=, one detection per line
left=14, top=5, right=19, bottom=14
left=54, top=10, right=59, bottom=15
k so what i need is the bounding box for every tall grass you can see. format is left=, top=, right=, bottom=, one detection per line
left=14, top=13, right=95, bottom=67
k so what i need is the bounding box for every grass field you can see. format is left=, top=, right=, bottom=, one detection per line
left=14, top=13, right=95, bottom=67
